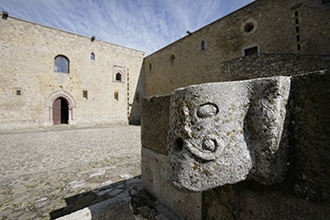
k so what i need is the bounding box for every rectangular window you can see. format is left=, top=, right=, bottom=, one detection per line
left=114, top=92, right=119, bottom=101
left=244, top=46, right=258, bottom=56
left=16, top=90, right=21, bottom=96
left=83, top=90, right=88, bottom=99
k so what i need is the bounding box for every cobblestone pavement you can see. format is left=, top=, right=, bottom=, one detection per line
left=0, top=125, right=142, bottom=220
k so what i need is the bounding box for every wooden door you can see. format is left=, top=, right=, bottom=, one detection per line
left=53, top=98, right=61, bottom=125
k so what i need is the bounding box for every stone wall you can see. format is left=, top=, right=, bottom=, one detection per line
left=0, top=16, right=144, bottom=130
left=143, top=0, right=330, bottom=97
left=141, top=71, right=330, bottom=219
left=220, top=53, right=330, bottom=81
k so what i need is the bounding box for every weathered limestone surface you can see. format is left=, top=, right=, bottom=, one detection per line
left=141, top=95, right=171, bottom=155
left=141, top=72, right=330, bottom=219
left=202, top=71, right=330, bottom=219
left=168, top=76, right=290, bottom=191
left=141, top=147, right=202, bottom=219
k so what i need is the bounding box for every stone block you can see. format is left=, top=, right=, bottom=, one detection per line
left=141, top=95, right=171, bottom=155
left=168, top=76, right=291, bottom=191
left=286, top=71, right=330, bottom=202
left=239, top=189, right=330, bottom=219
left=141, top=147, right=202, bottom=219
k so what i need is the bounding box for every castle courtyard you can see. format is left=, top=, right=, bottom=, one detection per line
left=0, top=125, right=141, bottom=219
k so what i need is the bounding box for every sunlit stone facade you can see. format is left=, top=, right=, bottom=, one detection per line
left=0, top=15, right=144, bottom=130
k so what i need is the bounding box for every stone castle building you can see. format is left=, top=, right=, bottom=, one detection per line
left=0, top=13, right=144, bottom=130
left=143, top=0, right=330, bottom=97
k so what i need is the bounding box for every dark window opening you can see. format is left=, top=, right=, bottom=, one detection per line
left=244, top=46, right=258, bottom=56
left=170, top=54, right=175, bottom=64
left=16, top=90, right=21, bottom=96
left=296, top=26, right=300, bottom=33
left=200, top=40, right=206, bottom=50
left=90, top=52, right=95, bottom=60
left=244, top=23, right=254, bottom=33
left=295, top=11, right=299, bottom=17
left=54, top=55, right=69, bottom=73
left=115, top=72, right=122, bottom=81
left=296, top=35, right=300, bottom=42
left=114, top=92, right=119, bottom=101
left=297, top=44, right=301, bottom=51
left=322, top=0, right=330, bottom=5
left=135, top=93, right=140, bottom=102
left=149, top=63, right=152, bottom=70
left=83, top=90, right=88, bottom=99
left=295, top=18, right=299, bottom=25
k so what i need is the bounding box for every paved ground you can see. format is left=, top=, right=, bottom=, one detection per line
left=0, top=125, right=142, bottom=220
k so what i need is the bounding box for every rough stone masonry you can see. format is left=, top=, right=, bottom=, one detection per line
left=168, top=76, right=291, bottom=191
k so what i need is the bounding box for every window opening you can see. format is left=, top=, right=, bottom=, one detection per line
left=244, top=23, right=254, bottom=33
left=115, top=72, right=122, bottom=81
left=54, top=55, right=69, bottom=73
left=114, top=92, right=119, bottom=101
left=149, top=63, right=152, bottom=70
left=135, top=93, right=140, bottom=102
left=200, top=40, right=207, bottom=50
left=90, top=52, right=95, bottom=60
left=297, top=44, right=301, bottom=51
left=170, top=54, right=175, bottom=64
left=295, top=10, right=301, bottom=51
left=16, top=90, right=21, bottom=96
left=244, top=46, right=258, bottom=56
left=83, top=90, right=88, bottom=99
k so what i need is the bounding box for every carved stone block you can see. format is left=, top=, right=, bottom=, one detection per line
left=168, top=76, right=291, bottom=191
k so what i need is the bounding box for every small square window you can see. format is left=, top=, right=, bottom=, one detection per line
left=83, top=90, right=88, bottom=99
left=16, top=90, right=21, bottom=96
left=244, top=46, right=258, bottom=56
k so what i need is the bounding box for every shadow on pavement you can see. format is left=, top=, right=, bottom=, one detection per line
left=49, top=176, right=142, bottom=219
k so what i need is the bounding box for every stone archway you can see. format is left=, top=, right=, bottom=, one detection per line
left=44, top=90, right=76, bottom=126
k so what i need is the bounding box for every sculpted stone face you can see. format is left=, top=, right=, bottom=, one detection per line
left=168, top=76, right=291, bottom=192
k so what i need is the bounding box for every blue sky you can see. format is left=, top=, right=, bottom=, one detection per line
left=0, top=0, right=254, bottom=55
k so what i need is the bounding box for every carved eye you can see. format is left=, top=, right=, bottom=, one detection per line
left=197, top=103, right=218, bottom=118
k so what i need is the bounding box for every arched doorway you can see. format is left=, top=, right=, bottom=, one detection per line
left=44, top=90, right=76, bottom=126
left=53, top=97, right=69, bottom=124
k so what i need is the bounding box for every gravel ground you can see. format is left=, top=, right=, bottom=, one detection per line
left=0, top=125, right=141, bottom=220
